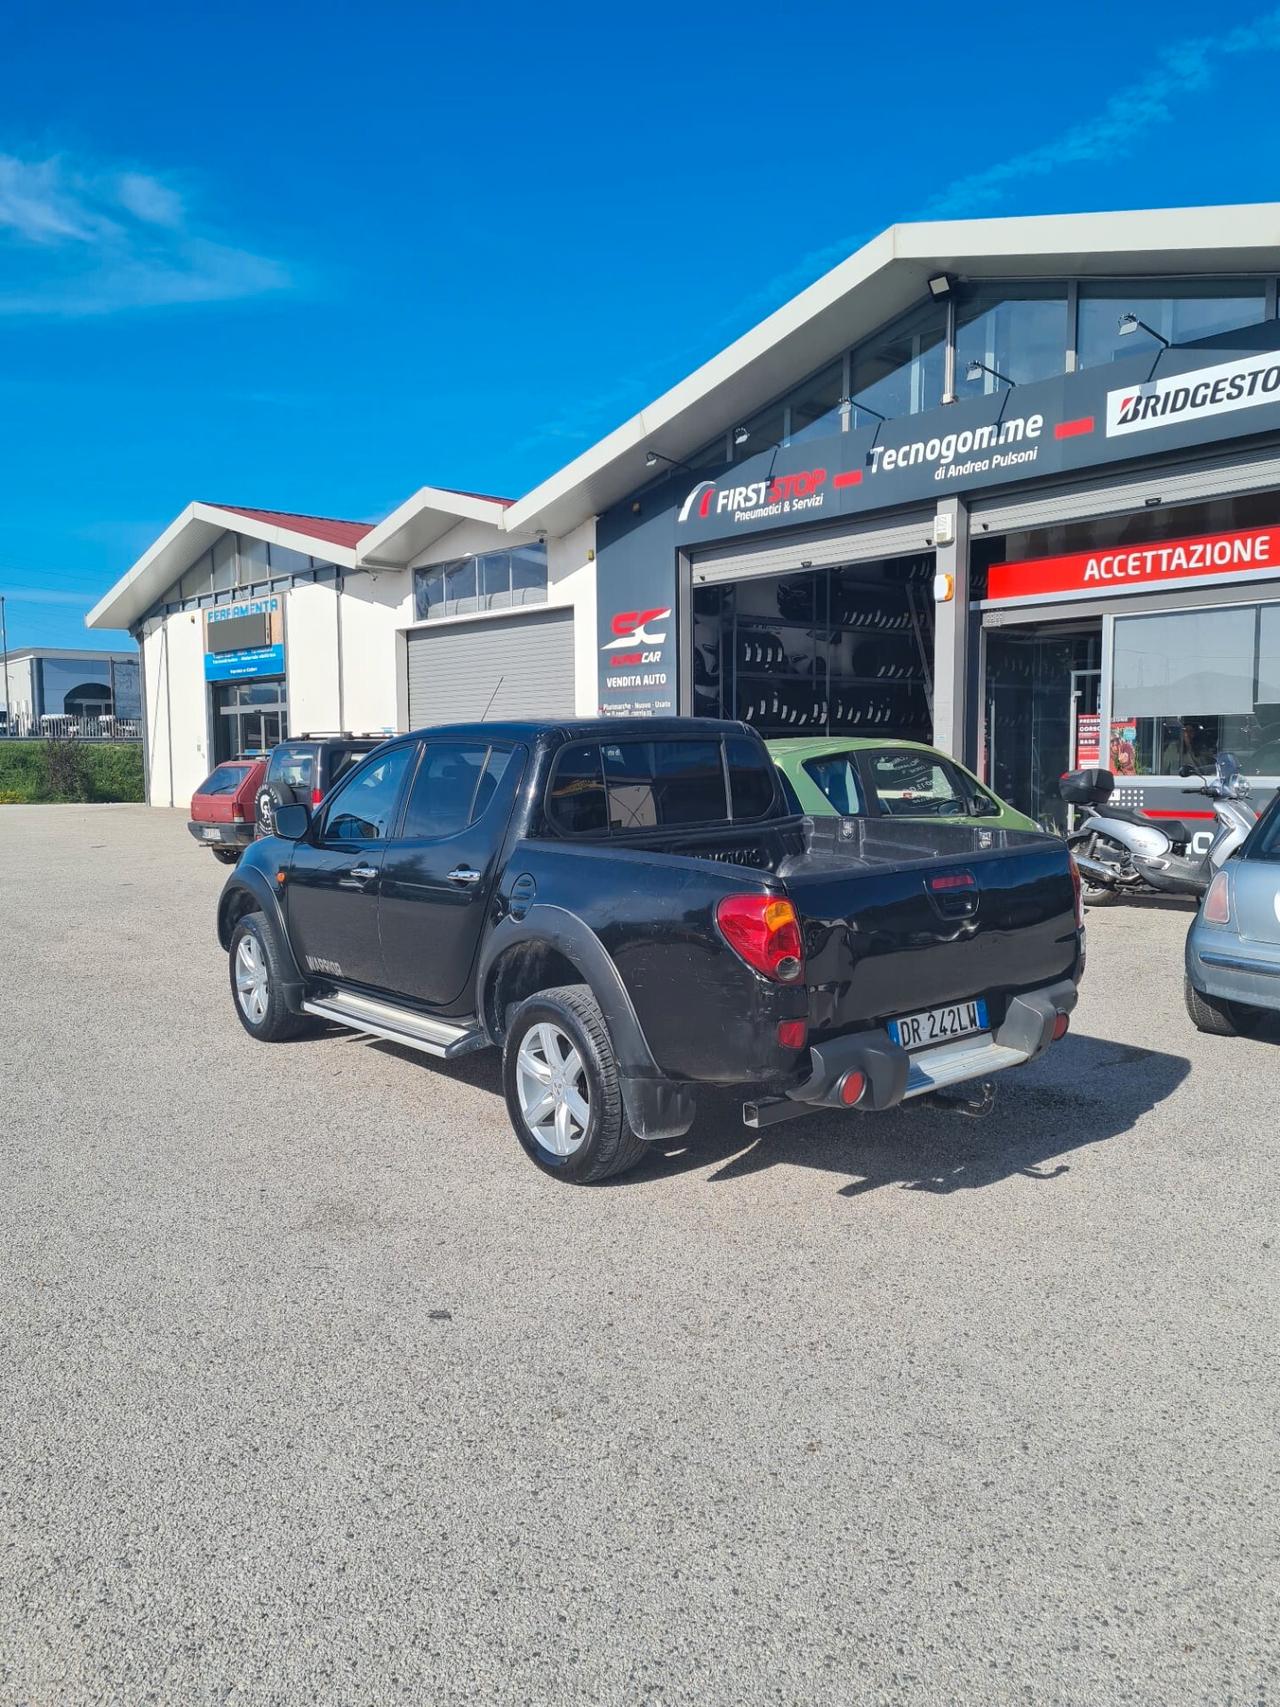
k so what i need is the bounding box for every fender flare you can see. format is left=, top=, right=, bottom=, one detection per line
left=216, top=868, right=306, bottom=1007
left=476, top=905, right=659, bottom=1080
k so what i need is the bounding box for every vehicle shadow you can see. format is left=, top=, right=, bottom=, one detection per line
left=638, top=1031, right=1191, bottom=1197
left=357, top=1028, right=1191, bottom=1201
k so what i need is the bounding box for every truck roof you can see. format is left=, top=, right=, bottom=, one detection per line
left=400, top=717, right=754, bottom=743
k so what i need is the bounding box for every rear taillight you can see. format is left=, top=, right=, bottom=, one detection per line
left=1203, top=869, right=1231, bottom=925
left=716, top=895, right=805, bottom=983
left=776, top=1019, right=808, bottom=1049
left=1068, top=854, right=1084, bottom=927
left=233, top=804, right=246, bottom=822
left=311, top=786, right=323, bottom=807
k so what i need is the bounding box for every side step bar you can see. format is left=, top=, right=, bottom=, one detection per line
left=302, top=989, right=486, bottom=1059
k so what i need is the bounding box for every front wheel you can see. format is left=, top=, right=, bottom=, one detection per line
left=229, top=912, right=314, bottom=1042
left=1184, top=976, right=1260, bottom=1037
left=502, top=984, right=647, bottom=1183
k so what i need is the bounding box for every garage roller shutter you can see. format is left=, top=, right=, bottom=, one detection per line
left=407, top=608, right=575, bottom=727
left=970, top=442, right=1280, bottom=535
left=690, top=510, right=935, bottom=586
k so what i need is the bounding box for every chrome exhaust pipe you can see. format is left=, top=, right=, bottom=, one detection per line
left=1073, top=855, right=1117, bottom=885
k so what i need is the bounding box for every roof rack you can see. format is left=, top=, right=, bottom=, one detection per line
left=298, top=730, right=388, bottom=740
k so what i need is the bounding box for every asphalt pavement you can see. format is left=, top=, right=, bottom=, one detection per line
left=1, top=805, right=1276, bottom=1706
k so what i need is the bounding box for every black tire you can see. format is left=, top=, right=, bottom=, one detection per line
left=228, top=911, right=314, bottom=1042
left=211, top=846, right=240, bottom=865
left=502, top=984, right=648, bottom=1184
left=1184, top=976, right=1258, bottom=1037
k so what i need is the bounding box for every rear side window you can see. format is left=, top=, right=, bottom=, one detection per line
left=325, top=745, right=373, bottom=789
left=547, top=742, right=609, bottom=834
left=547, top=736, right=778, bottom=835
left=196, top=764, right=253, bottom=796
left=602, top=739, right=727, bottom=830
left=725, top=736, right=777, bottom=820
left=1247, top=798, right=1280, bottom=861
left=269, top=746, right=315, bottom=793
left=802, top=754, right=867, bottom=816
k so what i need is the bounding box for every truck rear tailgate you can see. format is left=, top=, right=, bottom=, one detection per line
left=778, top=817, right=1081, bottom=1038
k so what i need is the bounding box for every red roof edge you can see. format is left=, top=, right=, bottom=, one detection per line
left=206, top=504, right=376, bottom=549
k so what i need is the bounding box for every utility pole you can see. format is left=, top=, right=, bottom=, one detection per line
left=0, top=595, right=9, bottom=738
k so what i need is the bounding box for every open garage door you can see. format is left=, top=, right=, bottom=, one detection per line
left=406, top=608, right=575, bottom=727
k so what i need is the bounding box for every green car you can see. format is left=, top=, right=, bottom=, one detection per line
left=767, top=737, right=1039, bottom=833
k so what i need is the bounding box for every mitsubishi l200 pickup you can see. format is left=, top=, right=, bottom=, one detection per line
left=216, top=718, right=1084, bottom=1184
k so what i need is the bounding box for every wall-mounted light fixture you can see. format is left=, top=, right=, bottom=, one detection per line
left=644, top=448, right=693, bottom=473
left=928, top=273, right=954, bottom=299
left=1118, top=312, right=1170, bottom=349
left=732, top=426, right=751, bottom=447
left=965, top=358, right=1016, bottom=389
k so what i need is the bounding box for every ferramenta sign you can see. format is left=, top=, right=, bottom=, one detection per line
left=987, top=522, right=1280, bottom=605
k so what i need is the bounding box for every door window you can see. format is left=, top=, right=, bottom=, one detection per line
left=400, top=742, right=495, bottom=839
left=322, top=747, right=414, bottom=841
left=864, top=750, right=973, bottom=816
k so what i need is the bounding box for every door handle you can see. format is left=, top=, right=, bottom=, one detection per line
left=447, top=866, right=481, bottom=886
left=348, top=865, right=378, bottom=881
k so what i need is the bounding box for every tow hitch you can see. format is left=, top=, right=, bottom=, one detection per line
left=925, top=1077, right=997, bottom=1118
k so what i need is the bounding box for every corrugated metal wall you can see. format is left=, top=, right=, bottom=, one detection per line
left=406, top=609, right=575, bottom=727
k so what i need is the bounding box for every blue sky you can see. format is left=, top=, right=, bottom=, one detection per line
left=3, top=0, right=1279, bottom=652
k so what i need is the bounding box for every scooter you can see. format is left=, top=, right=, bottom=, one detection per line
left=1061, top=752, right=1258, bottom=906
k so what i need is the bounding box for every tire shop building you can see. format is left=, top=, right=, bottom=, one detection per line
left=90, top=202, right=1280, bottom=833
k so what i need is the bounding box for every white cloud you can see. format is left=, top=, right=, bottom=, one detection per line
left=0, top=151, right=291, bottom=316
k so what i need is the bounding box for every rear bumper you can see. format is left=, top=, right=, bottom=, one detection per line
left=773, top=979, right=1078, bottom=1117
left=188, top=820, right=253, bottom=849
left=1187, top=923, right=1280, bottom=1011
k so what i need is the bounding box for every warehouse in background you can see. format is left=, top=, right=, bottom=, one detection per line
left=89, top=203, right=1280, bottom=833
left=1, top=646, right=139, bottom=738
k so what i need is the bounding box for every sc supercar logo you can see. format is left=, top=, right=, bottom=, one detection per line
left=601, top=607, right=671, bottom=666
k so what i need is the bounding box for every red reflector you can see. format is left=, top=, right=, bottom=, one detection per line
left=776, top=1019, right=808, bottom=1049
left=839, top=1071, right=866, bottom=1107
left=929, top=871, right=976, bottom=891
left=1052, top=1013, right=1070, bottom=1041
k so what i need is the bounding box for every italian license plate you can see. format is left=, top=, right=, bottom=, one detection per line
left=201, top=827, right=219, bottom=841
left=888, top=998, right=988, bottom=1051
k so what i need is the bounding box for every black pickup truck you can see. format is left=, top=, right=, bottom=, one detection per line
left=217, top=718, right=1084, bottom=1183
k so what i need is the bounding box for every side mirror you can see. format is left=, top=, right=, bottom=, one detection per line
left=272, top=802, right=311, bottom=841
left=968, top=794, right=1000, bottom=818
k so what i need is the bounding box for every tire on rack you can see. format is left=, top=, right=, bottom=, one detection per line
left=228, top=910, right=315, bottom=1042
left=1184, top=975, right=1259, bottom=1037
left=502, top=983, right=648, bottom=1184
left=212, top=846, right=241, bottom=865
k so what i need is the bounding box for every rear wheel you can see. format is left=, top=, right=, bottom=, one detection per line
left=1077, top=834, right=1120, bottom=907
left=229, top=912, right=314, bottom=1042
left=502, top=984, right=647, bottom=1184
left=1184, top=976, right=1259, bottom=1037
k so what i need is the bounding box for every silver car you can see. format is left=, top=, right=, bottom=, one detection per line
left=1186, top=795, right=1280, bottom=1035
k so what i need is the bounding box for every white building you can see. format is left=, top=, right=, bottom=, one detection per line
left=90, top=202, right=1280, bottom=827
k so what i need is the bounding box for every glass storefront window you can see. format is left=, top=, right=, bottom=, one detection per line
left=212, top=533, right=236, bottom=594
left=850, top=300, right=947, bottom=419
left=1077, top=279, right=1266, bottom=369
left=413, top=545, right=548, bottom=620
left=1112, top=603, right=1280, bottom=776
left=237, top=535, right=270, bottom=586
left=956, top=285, right=1069, bottom=391
left=785, top=361, right=845, bottom=445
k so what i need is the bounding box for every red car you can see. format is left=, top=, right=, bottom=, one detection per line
left=189, top=757, right=268, bottom=865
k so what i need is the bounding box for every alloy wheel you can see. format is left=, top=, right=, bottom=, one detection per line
left=234, top=933, right=269, bottom=1025
left=515, top=1022, right=590, bottom=1157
